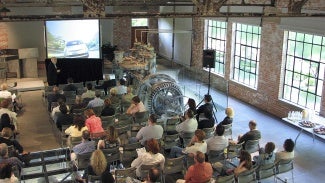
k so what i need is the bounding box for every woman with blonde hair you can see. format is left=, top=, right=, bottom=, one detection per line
left=97, top=126, right=120, bottom=149
left=81, top=150, right=115, bottom=182
left=220, top=107, right=234, bottom=125
left=109, top=88, right=120, bottom=105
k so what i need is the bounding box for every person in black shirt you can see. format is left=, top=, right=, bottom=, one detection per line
left=100, top=99, right=115, bottom=117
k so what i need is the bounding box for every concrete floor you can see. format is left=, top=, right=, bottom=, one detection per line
left=15, top=60, right=325, bottom=182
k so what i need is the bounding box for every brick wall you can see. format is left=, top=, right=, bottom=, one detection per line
left=0, top=23, right=8, bottom=49
left=190, top=16, right=325, bottom=119
left=113, top=17, right=132, bottom=51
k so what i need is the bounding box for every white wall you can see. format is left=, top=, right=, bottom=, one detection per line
left=7, top=21, right=45, bottom=60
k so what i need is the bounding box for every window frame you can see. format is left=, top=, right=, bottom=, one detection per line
left=282, top=30, right=325, bottom=112
left=232, top=23, right=261, bottom=89
left=205, top=20, right=227, bottom=75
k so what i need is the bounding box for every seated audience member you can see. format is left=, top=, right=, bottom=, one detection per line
left=170, top=129, right=207, bottom=158
left=237, top=120, right=261, bottom=148
left=0, top=113, right=15, bottom=133
left=98, top=126, right=120, bottom=149
left=95, top=74, right=116, bottom=96
left=80, top=150, right=115, bottom=183
left=196, top=94, right=213, bottom=121
left=84, top=109, right=104, bottom=134
left=206, top=124, right=228, bottom=154
left=0, top=128, right=26, bottom=155
left=131, top=139, right=165, bottom=178
left=220, top=107, right=234, bottom=125
left=253, top=142, right=275, bottom=166
left=56, top=105, right=73, bottom=131
left=70, top=130, right=95, bottom=162
left=275, top=138, right=295, bottom=162
left=126, top=96, right=146, bottom=115
left=0, top=99, right=18, bottom=130
left=115, top=78, right=127, bottom=95
left=100, top=98, right=115, bottom=117
left=130, top=114, right=163, bottom=145
left=177, top=151, right=213, bottom=183
left=65, top=115, right=88, bottom=137
left=86, top=90, right=104, bottom=109
left=226, top=150, right=253, bottom=178
left=51, top=98, right=69, bottom=120
left=81, top=83, right=96, bottom=100
left=109, top=88, right=120, bottom=105
left=186, top=98, right=197, bottom=115
left=70, top=96, right=86, bottom=114
left=63, top=77, right=78, bottom=93
left=0, top=143, right=23, bottom=171
left=0, top=162, right=19, bottom=183
left=122, top=86, right=135, bottom=104
left=176, top=109, right=198, bottom=139
left=0, top=83, right=20, bottom=112
left=145, top=168, right=161, bottom=183
left=47, top=86, right=66, bottom=112
left=197, top=108, right=215, bottom=129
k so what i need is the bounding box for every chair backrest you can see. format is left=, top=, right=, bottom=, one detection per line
left=101, top=115, right=115, bottom=123
left=257, top=163, right=276, bottom=180
left=166, top=117, right=180, bottom=125
left=116, top=125, right=130, bottom=136
left=92, top=106, right=103, bottom=116
left=102, top=147, right=120, bottom=164
left=203, top=127, right=215, bottom=139
left=72, top=108, right=86, bottom=115
left=122, top=142, right=141, bottom=167
left=215, top=174, right=235, bottom=183
left=115, top=167, right=137, bottom=183
left=244, top=139, right=260, bottom=154
left=227, top=142, right=244, bottom=160
left=69, top=136, right=82, bottom=149
left=88, top=175, right=101, bottom=182
left=77, top=152, right=92, bottom=170
left=186, top=155, right=195, bottom=169
left=134, top=111, right=149, bottom=125
left=237, top=167, right=257, bottom=183
left=131, top=125, right=143, bottom=137
left=222, top=124, right=232, bottom=139
left=74, top=82, right=84, bottom=88
left=276, top=158, right=294, bottom=174
left=162, top=134, right=179, bottom=150
left=63, top=90, right=76, bottom=98
left=182, top=131, right=195, bottom=147
left=208, top=149, right=225, bottom=163
left=164, top=156, right=185, bottom=175
left=139, top=163, right=161, bottom=180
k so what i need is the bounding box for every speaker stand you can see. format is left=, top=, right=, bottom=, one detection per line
left=196, top=65, right=219, bottom=122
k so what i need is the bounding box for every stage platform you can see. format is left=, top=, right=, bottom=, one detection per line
left=5, top=78, right=46, bottom=92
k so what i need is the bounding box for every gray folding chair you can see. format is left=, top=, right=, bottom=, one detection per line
left=275, top=159, right=294, bottom=183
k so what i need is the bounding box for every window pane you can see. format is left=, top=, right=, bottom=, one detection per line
left=205, top=20, right=227, bottom=75
left=131, top=18, right=148, bottom=27
left=232, top=23, right=261, bottom=88
left=282, top=31, right=325, bottom=112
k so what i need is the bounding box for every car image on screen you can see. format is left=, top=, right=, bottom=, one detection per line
left=64, top=40, right=89, bottom=58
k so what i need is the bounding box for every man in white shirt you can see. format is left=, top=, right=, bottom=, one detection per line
left=275, top=138, right=295, bottom=162
left=206, top=124, right=228, bottom=154
left=115, top=78, right=127, bottom=95
left=129, top=114, right=163, bottom=145
left=81, top=83, right=95, bottom=99
left=176, top=109, right=198, bottom=138
left=169, top=129, right=207, bottom=158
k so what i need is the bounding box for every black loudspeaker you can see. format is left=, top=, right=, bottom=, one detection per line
left=203, top=49, right=215, bottom=68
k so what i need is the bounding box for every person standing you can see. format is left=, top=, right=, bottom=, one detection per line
left=47, top=57, right=60, bottom=86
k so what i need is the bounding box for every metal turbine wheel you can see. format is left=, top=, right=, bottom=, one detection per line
left=137, top=74, right=184, bottom=116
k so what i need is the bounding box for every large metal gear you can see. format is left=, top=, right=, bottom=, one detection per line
left=137, top=74, right=184, bottom=116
